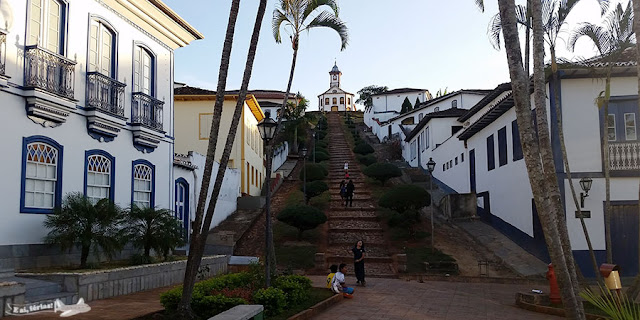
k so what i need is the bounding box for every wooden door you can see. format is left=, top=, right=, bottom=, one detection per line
left=611, top=204, right=639, bottom=276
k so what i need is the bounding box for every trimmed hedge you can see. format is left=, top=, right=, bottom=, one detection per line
left=316, top=141, right=328, bottom=149
left=301, top=181, right=329, bottom=202
left=277, top=205, right=327, bottom=240
left=313, top=151, right=330, bottom=162
left=253, top=287, right=287, bottom=316
left=353, top=142, right=374, bottom=155
left=357, top=154, right=377, bottom=166
left=379, top=184, right=431, bottom=213
left=300, top=163, right=328, bottom=181
left=363, top=162, right=402, bottom=185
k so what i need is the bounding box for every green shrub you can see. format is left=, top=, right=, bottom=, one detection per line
left=301, top=181, right=329, bottom=203
left=274, top=277, right=306, bottom=305
left=316, top=141, right=328, bottom=149
left=193, top=295, right=247, bottom=319
left=277, top=205, right=327, bottom=240
left=363, top=163, right=402, bottom=185
left=317, top=131, right=327, bottom=140
left=313, top=151, right=330, bottom=162
left=253, top=287, right=287, bottom=316
left=348, top=123, right=355, bottom=129
left=125, top=205, right=185, bottom=260
left=315, top=146, right=328, bottom=155
left=129, top=253, right=155, bottom=265
left=357, top=154, right=377, bottom=166
left=300, top=163, right=328, bottom=181
left=353, top=142, right=374, bottom=155
left=379, top=185, right=430, bottom=213
left=280, top=274, right=312, bottom=290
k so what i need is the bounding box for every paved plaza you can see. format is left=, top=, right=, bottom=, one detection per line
left=308, top=276, right=561, bottom=320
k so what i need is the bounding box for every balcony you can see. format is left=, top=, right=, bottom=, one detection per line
left=609, top=141, right=640, bottom=171
left=24, top=45, right=76, bottom=99
left=85, top=72, right=127, bottom=142
left=23, top=45, right=77, bottom=124
left=86, top=72, right=126, bottom=116
left=131, top=92, right=164, bottom=152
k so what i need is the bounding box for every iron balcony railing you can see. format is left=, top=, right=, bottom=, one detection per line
left=609, top=141, right=640, bottom=171
left=131, top=92, right=164, bottom=131
left=0, top=30, right=6, bottom=75
left=24, top=45, right=76, bottom=99
left=86, top=72, right=126, bottom=117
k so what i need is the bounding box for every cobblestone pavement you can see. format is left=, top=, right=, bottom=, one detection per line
left=307, top=276, right=561, bottom=320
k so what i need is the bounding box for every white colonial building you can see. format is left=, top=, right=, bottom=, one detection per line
left=318, top=62, right=356, bottom=112
left=403, top=59, right=640, bottom=277
left=364, top=88, right=433, bottom=141
left=0, top=0, right=201, bottom=270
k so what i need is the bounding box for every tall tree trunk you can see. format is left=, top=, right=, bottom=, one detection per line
left=80, top=244, right=90, bottom=269
left=627, top=0, right=640, bottom=300
left=550, top=47, right=602, bottom=285
left=603, top=74, right=612, bottom=264
left=500, top=0, right=585, bottom=318
left=177, top=1, right=267, bottom=318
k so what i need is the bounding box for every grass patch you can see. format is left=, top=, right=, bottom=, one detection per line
left=269, top=287, right=334, bottom=320
left=405, top=247, right=455, bottom=273
left=275, top=245, right=317, bottom=270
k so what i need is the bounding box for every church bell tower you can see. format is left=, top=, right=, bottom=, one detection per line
left=329, top=62, right=341, bottom=88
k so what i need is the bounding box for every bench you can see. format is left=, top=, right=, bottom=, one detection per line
left=208, top=305, right=264, bottom=320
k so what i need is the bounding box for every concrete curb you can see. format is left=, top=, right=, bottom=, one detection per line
left=287, top=292, right=342, bottom=320
left=515, top=300, right=606, bottom=320
left=399, top=274, right=547, bottom=285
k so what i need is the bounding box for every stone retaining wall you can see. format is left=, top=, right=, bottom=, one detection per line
left=0, top=282, right=25, bottom=318
left=18, top=255, right=228, bottom=302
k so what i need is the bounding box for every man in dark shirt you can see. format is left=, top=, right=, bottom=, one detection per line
left=345, top=179, right=355, bottom=207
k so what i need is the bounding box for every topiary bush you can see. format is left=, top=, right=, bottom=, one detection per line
left=378, top=185, right=430, bottom=213
left=313, top=151, right=330, bottom=163
left=274, top=276, right=308, bottom=305
left=301, top=181, right=329, bottom=203
left=192, top=295, right=248, bottom=319
left=253, top=287, right=287, bottom=316
left=357, top=154, right=377, bottom=166
left=300, top=163, right=328, bottom=181
left=363, top=163, right=402, bottom=185
left=353, top=142, right=374, bottom=155
left=277, top=205, right=327, bottom=239
left=316, top=141, right=328, bottom=149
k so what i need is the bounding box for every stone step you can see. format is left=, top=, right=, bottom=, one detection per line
left=329, top=220, right=381, bottom=229
left=330, top=206, right=376, bottom=212
left=328, top=231, right=385, bottom=245
left=325, top=245, right=390, bottom=257
left=330, top=190, right=371, bottom=196
left=326, top=256, right=393, bottom=264
left=330, top=203, right=376, bottom=209
left=328, top=215, right=378, bottom=221
left=329, top=196, right=371, bottom=201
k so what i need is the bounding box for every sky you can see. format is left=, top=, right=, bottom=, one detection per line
left=164, top=0, right=628, bottom=111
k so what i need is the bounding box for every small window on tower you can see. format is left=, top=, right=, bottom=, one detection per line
left=340, top=97, right=344, bottom=104
left=325, top=98, right=329, bottom=104
left=333, top=97, right=337, bottom=104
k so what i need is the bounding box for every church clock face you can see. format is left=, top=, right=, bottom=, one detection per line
left=333, top=75, right=337, bottom=80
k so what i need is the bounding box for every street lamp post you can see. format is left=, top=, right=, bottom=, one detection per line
left=257, top=117, right=277, bottom=287
left=579, top=177, right=593, bottom=209
left=301, top=147, right=308, bottom=204
left=312, top=132, right=316, bottom=163
left=426, top=158, right=436, bottom=253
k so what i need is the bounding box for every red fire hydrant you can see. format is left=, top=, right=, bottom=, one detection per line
left=546, top=263, right=561, bottom=304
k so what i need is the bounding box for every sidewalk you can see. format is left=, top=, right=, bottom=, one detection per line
left=307, top=276, right=560, bottom=320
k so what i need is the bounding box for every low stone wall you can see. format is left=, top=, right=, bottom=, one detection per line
left=0, top=282, right=25, bottom=318
left=17, top=255, right=228, bottom=302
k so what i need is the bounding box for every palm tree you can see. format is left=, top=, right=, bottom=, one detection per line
left=497, top=0, right=585, bottom=318
left=125, top=205, right=185, bottom=260
left=177, top=1, right=268, bottom=318
left=43, top=193, right=125, bottom=269
left=486, top=0, right=609, bottom=285
left=568, top=2, right=635, bottom=265
left=272, top=0, right=348, bottom=135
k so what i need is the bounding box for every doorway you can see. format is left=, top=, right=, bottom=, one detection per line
left=175, top=178, right=190, bottom=241
left=331, top=106, right=338, bottom=112
left=610, top=203, right=639, bottom=276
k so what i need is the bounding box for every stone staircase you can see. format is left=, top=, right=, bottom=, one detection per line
left=323, top=113, right=396, bottom=278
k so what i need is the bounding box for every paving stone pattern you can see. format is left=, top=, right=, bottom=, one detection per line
left=307, top=276, right=561, bottom=320
left=325, top=114, right=395, bottom=278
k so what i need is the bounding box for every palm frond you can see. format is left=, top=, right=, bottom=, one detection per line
left=272, top=9, right=290, bottom=43
left=304, top=10, right=349, bottom=50
left=568, top=23, right=608, bottom=54
left=475, top=0, right=484, bottom=12
left=303, top=0, right=339, bottom=21
left=488, top=13, right=502, bottom=50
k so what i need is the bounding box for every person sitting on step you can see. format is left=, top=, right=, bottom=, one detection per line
left=326, top=264, right=338, bottom=290
left=331, top=263, right=354, bottom=298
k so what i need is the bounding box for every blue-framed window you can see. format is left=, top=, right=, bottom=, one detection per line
left=28, top=0, right=68, bottom=55
left=487, top=134, right=495, bottom=171
left=131, top=160, right=155, bottom=208
left=512, top=120, right=523, bottom=161
left=84, top=150, right=115, bottom=203
left=498, top=126, right=507, bottom=167
left=133, top=45, right=155, bottom=96
left=175, top=178, right=189, bottom=241
left=20, top=136, right=63, bottom=214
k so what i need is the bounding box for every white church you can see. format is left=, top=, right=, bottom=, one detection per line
left=318, top=62, right=356, bottom=112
